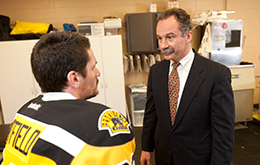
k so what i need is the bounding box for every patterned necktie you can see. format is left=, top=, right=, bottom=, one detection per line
left=168, top=62, right=180, bottom=125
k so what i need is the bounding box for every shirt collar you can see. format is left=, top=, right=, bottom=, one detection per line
left=170, top=49, right=194, bottom=67
left=42, top=92, right=77, bottom=101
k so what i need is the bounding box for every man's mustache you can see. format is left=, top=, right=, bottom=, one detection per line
left=161, top=47, right=175, bottom=54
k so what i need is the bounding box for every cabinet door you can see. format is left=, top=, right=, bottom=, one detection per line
left=87, top=36, right=106, bottom=104
left=0, top=41, right=36, bottom=124
left=101, top=35, right=126, bottom=115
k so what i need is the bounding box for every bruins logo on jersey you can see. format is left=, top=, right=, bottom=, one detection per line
left=98, top=109, right=130, bottom=137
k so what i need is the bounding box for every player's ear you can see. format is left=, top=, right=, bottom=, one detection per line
left=67, top=71, right=80, bottom=89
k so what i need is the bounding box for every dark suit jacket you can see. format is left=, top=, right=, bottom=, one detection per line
left=142, top=49, right=235, bottom=165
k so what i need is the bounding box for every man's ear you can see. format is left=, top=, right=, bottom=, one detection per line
left=67, top=71, right=80, bottom=89
left=186, top=30, right=192, bottom=43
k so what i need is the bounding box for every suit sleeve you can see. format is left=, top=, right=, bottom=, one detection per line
left=210, top=66, right=235, bottom=165
left=141, top=67, right=157, bottom=152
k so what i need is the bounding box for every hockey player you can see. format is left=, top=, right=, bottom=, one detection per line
left=2, top=31, right=135, bottom=165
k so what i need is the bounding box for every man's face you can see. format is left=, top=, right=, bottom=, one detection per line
left=156, top=15, right=192, bottom=62
left=79, top=48, right=101, bottom=100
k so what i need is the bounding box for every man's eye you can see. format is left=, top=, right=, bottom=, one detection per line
left=168, top=36, right=174, bottom=40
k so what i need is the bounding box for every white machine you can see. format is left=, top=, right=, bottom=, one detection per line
left=211, top=20, right=243, bottom=65
left=228, top=65, right=255, bottom=123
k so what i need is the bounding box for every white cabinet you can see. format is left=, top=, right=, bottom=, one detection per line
left=0, top=40, right=40, bottom=124
left=0, top=35, right=126, bottom=124
left=88, top=35, right=126, bottom=116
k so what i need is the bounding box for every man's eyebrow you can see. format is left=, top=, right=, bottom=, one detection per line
left=166, top=32, right=175, bottom=36
left=157, top=32, right=175, bottom=37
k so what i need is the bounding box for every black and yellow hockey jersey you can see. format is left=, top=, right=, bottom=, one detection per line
left=2, top=93, right=135, bottom=165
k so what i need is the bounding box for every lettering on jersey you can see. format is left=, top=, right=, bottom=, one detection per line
left=5, top=115, right=46, bottom=163
left=98, top=109, right=131, bottom=137
left=7, top=120, right=41, bottom=156
left=28, top=103, right=41, bottom=111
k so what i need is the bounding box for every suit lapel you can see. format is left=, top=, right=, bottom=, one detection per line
left=172, top=52, right=205, bottom=131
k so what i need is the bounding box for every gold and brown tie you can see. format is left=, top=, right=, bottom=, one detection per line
left=168, top=62, right=180, bottom=125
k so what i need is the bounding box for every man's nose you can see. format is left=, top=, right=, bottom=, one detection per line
left=96, top=68, right=101, bottom=77
left=159, top=38, right=169, bottom=50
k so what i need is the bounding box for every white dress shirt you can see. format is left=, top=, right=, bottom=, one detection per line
left=169, top=49, right=195, bottom=112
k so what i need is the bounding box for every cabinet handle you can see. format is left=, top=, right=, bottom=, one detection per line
left=105, top=82, right=108, bottom=88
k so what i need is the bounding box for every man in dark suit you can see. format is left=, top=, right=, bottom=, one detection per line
left=140, top=8, right=235, bottom=165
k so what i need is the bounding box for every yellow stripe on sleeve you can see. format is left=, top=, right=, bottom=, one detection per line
left=71, top=138, right=136, bottom=165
